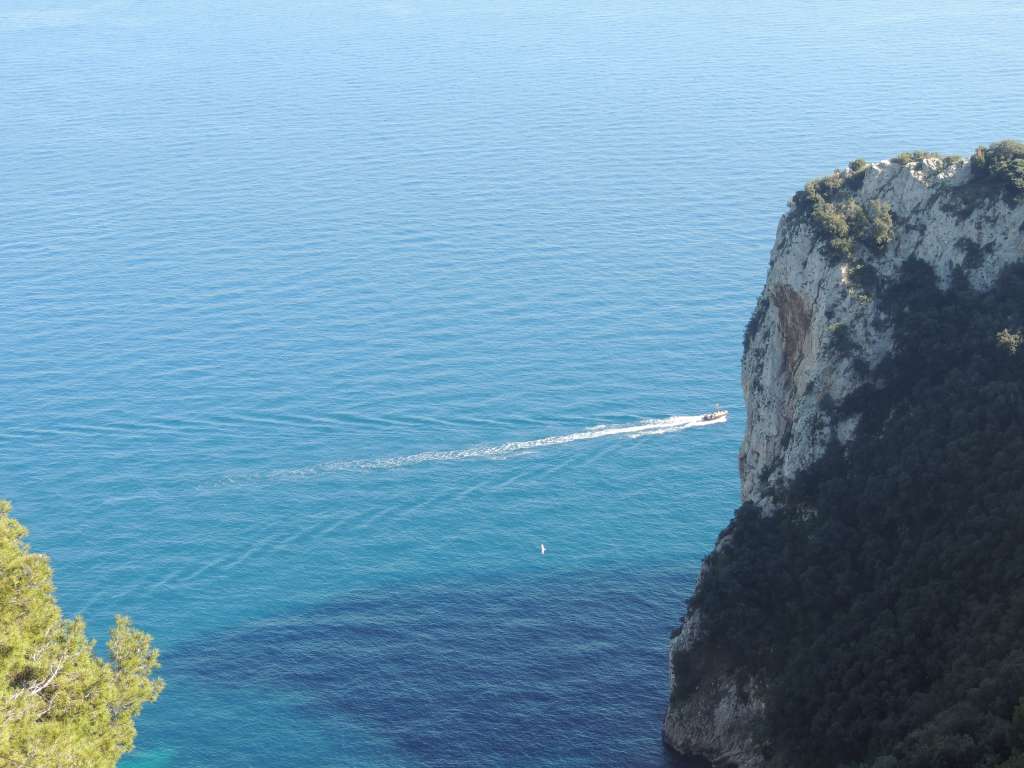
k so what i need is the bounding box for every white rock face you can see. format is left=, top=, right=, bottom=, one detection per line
left=664, top=155, right=1024, bottom=766
left=741, top=157, right=1024, bottom=508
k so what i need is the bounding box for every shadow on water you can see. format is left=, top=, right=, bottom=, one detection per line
left=168, top=567, right=701, bottom=768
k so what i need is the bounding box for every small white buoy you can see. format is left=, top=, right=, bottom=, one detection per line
left=540, top=543, right=546, bottom=555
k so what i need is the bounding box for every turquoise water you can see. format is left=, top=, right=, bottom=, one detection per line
left=2, top=2, right=1023, bottom=765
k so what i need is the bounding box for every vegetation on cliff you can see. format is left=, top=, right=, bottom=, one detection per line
left=794, top=141, right=1024, bottom=283
left=972, top=140, right=1024, bottom=200
left=794, top=166, right=894, bottom=264
left=675, top=260, right=1024, bottom=768
left=0, top=500, right=163, bottom=766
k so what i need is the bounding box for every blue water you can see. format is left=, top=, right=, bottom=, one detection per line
left=2, top=1, right=1023, bottom=765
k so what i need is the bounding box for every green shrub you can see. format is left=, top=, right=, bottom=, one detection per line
left=797, top=163, right=894, bottom=265
left=813, top=171, right=846, bottom=196
left=972, top=140, right=1024, bottom=199
left=803, top=193, right=890, bottom=263
left=865, top=200, right=893, bottom=249
left=811, top=200, right=853, bottom=260
left=892, top=150, right=942, bottom=165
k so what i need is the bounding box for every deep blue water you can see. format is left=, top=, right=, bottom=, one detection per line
left=2, top=1, right=1023, bottom=765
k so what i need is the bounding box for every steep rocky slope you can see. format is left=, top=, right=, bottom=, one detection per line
left=741, top=152, right=1024, bottom=509
left=665, top=144, right=1024, bottom=767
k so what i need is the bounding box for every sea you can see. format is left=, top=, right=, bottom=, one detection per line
left=2, top=1, right=1023, bottom=766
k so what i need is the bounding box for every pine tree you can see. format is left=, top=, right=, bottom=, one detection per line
left=0, top=500, right=163, bottom=766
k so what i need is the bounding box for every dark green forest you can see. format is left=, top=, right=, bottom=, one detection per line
left=678, top=259, right=1024, bottom=768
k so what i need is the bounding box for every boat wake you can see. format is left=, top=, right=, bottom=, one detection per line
left=220, top=413, right=727, bottom=485
left=97, top=411, right=728, bottom=612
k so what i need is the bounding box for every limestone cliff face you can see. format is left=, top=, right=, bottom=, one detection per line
left=664, top=152, right=1024, bottom=766
left=741, top=156, right=1024, bottom=508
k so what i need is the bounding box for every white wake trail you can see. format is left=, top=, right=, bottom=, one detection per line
left=145, top=412, right=727, bottom=601
left=258, top=413, right=726, bottom=481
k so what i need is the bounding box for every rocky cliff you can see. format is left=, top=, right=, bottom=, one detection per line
left=741, top=153, right=1024, bottom=510
left=664, top=144, right=1024, bottom=767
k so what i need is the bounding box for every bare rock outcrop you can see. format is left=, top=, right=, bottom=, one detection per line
left=664, top=150, right=1024, bottom=767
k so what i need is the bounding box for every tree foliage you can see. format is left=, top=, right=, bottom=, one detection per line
left=0, top=500, right=163, bottom=766
left=795, top=168, right=894, bottom=264
left=892, top=150, right=943, bottom=165
left=972, top=141, right=1024, bottom=200
left=682, top=261, right=1024, bottom=768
